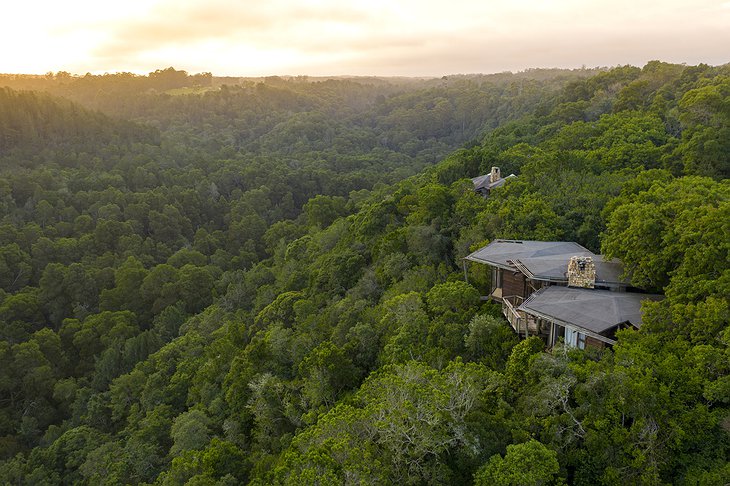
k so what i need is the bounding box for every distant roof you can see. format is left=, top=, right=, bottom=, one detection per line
left=516, top=254, right=629, bottom=285
left=472, top=173, right=516, bottom=192
left=518, top=286, right=663, bottom=335
left=465, top=239, right=593, bottom=269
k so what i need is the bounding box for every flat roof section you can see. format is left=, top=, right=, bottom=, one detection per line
left=465, top=239, right=593, bottom=269
left=517, top=286, right=663, bottom=334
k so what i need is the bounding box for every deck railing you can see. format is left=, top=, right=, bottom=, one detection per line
left=502, top=295, right=526, bottom=335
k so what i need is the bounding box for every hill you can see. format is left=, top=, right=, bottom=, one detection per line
left=0, top=87, right=158, bottom=162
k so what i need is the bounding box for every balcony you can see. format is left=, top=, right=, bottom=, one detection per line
left=501, top=295, right=538, bottom=337
left=502, top=295, right=523, bottom=331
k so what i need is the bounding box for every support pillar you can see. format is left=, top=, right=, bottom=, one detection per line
left=549, top=321, right=555, bottom=347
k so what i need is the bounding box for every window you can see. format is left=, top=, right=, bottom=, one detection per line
left=565, top=328, right=586, bottom=349
left=490, top=268, right=503, bottom=297
left=565, top=327, right=577, bottom=347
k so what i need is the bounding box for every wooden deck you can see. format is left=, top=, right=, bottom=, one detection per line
left=502, top=295, right=524, bottom=334
left=502, top=295, right=539, bottom=338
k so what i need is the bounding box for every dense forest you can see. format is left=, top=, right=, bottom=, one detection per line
left=0, top=62, right=728, bottom=485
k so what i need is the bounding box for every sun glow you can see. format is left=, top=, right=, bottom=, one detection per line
left=2, top=0, right=729, bottom=76
left=4, top=0, right=153, bottom=73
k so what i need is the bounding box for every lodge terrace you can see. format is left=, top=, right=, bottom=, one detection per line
left=464, top=240, right=663, bottom=350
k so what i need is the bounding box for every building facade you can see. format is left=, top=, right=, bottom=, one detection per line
left=464, top=239, right=662, bottom=349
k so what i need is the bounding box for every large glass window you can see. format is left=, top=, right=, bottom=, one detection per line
left=565, top=328, right=586, bottom=349
left=565, top=327, right=577, bottom=347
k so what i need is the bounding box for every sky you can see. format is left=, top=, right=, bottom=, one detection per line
left=3, top=0, right=730, bottom=77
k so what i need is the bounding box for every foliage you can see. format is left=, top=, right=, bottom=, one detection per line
left=474, top=439, right=561, bottom=486
left=0, top=62, right=728, bottom=485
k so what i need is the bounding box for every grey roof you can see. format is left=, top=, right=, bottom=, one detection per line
left=465, top=239, right=593, bottom=269
left=472, top=174, right=516, bottom=192
left=517, top=254, right=629, bottom=285
left=518, top=286, right=663, bottom=334
left=591, top=257, right=628, bottom=285
left=471, top=174, right=490, bottom=189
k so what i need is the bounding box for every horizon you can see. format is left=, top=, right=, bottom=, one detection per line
left=3, top=62, right=727, bottom=81
left=0, top=65, right=630, bottom=79
left=3, top=0, right=730, bottom=78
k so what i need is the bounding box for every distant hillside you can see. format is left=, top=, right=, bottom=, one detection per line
left=0, top=87, right=159, bottom=163
left=1, top=67, right=598, bottom=187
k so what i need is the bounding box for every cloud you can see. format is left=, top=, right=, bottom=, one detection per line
left=91, top=1, right=381, bottom=60
left=3, top=0, right=729, bottom=75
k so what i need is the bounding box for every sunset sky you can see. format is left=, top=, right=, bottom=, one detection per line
left=4, top=0, right=730, bottom=77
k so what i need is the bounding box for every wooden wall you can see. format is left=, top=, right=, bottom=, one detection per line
left=502, top=270, right=526, bottom=299
left=585, top=336, right=606, bottom=350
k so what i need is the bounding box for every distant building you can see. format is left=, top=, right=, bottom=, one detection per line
left=464, top=239, right=662, bottom=349
left=471, top=166, right=516, bottom=197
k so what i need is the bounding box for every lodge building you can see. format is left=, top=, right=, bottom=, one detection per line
left=464, top=240, right=662, bottom=350
left=471, top=166, right=516, bottom=197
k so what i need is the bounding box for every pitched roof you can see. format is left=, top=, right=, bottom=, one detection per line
left=472, top=173, right=516, bottom=192
left=465, top=239, right=592, bottom=269
left=517, top=286, right=663, bottom=334
left=516, top=254, right=629, bottom=285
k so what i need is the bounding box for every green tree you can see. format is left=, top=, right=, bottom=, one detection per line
left=0, top=244, right=31, bottom=291
left=602, top=176, right=728, bottom=301
left=379, top=292, right=431, bottom=364
left=99, top=256, right=148, bottom=317
left=298, top=341, right=357, bottom=410
left=176, top=265, right=214, bottom=314
left=465, top=314, right=519, bottom=369
left=303, top=194, right=348, bottom=228
left=474, top=439, right=561, bottom=486
left=505, top=337, right=544, bottom=389
left=38, top=263, right=71, bottom=328
left=170, top=409, right=211, bottom=455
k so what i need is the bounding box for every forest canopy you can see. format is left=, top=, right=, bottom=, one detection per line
left=0, top=62, right=728, bottom=485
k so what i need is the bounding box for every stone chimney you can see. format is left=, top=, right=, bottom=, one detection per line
left=567, top=256, right=596, bottom=288
left=490, top=166, right=501, bottom=183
